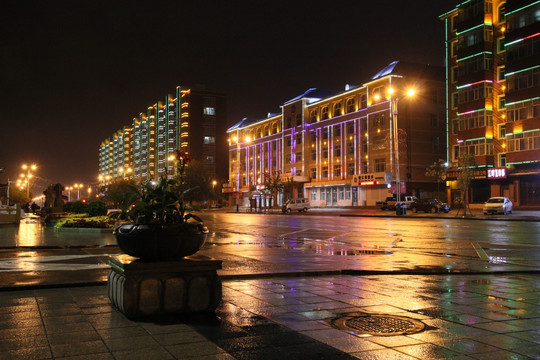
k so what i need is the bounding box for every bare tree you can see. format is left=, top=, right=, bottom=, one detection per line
left=456, top=153, right=477, bottom=217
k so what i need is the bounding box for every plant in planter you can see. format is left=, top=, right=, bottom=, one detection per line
left=114, top=149, right=209, bottom=261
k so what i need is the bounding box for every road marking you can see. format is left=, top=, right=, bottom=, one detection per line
left=0, top=254, right=111, bottom=272
left=471, top=242, right=490, bottom=262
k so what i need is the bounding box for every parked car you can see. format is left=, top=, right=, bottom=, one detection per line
left=483, top=197, right=513, bottom=215
left=380, top=196, right=417, bottom=210
left=282, top=198, right=310, bottom=213
left=378, top=197, right=396, bottom=210
left=410, top=198, right=450, bottom=213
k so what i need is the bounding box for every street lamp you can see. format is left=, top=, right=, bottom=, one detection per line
left=66, top=186, right=73, bottom=202
left=73, top=183, right=83, bottom=200
left=20, top=164, right=37, bottom=198
left=388, top=88, right=415, bottom=207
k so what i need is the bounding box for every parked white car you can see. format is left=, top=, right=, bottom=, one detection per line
left=483, top=197, right=513, bottom=215
left=282, top=198, right=310, bottom=213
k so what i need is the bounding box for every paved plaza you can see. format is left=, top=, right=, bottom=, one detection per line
left=0, top=210, right=539, bottom=359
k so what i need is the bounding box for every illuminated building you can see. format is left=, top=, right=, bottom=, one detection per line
left=441, top=0, right=540, bottom=206
left=99, top=86, right=227, bottom=186
left=225, top=62, right=447, bottom=207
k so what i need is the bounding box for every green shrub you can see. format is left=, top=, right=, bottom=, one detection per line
left=68, top=201, right=88, bottom=214
left=87, top=200, right=107, bottom=217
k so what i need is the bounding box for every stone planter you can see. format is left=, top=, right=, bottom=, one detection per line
left=108, top=254, right=222, bottom=319
left=114, top=222, right=209, bottom=261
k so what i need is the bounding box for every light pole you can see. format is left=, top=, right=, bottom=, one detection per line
left=74, top=184, right=82, bottom=200
left=389, top=88, right=415, bottom=207
left=66, top=186, right=73, bottom=202
left=20, top=164, right=37, bottom=198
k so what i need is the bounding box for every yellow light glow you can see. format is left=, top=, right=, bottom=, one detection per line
left=502, top=85, right=506, bottom=91
left=388, top=88, right=394, bottom=95
left=501, top=26, right=506, bottom=32
left=233, top=136, right=238, bottom=142
left=349, top=136, right=353, bottom=140
left=502, top=143, right=506, bottom=149
left=377, top=128, right=381, bottom=133
left=374, top=94, right=380, bottom=101
left=245, top=137, right=251, bottom=143
left=407, top=89, right=415, bottom=97
left=365, top=155, right=368, bottom=159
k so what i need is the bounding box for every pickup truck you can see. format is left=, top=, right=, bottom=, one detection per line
left=386, top=196, right=418, bottom=210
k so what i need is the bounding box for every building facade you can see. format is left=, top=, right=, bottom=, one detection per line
left=99, top=86, right=227, bottom=186
left=441, top=0, right=540, bottom=206
left=225, top=62, right=447, bottom=207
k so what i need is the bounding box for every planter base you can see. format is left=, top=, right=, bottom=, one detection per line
left=108, top=254, right=222, bottom=319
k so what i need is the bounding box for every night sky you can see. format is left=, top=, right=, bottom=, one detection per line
left=1, top=0, right=457, bottom=195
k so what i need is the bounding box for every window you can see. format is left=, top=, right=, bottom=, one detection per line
left=205, top=155, right=215, bottom=163
left=373, top=115, right=384, bottom=127
left=452, top=120, right=459, bottom=135
left=497, top=37, right=505, bottom=53
left=346, top=98, right=355, bottom=113
left=339, top=187, right=344, bottom=200
left=296, top=152, right=302, bottom=162
left=334, top=103, right=342, bottom=117
left=310, top=168, right=316, bottom=179
left=334, top=126, right=341, bottom=137
left=334, top=165, right=341, bottom=177
left=203, top=107, right=215, bottom=115
left=453, top=145, right=460, bottom=161
left=360, top=94, right=367, bottom=109
left=310, top=110, right=317, bottom=123
left=506, top=131, right=540, bottom=152
left=498, top=124, right=506, bottom=138
left=311, top=149, right=316, bottom=160
left=499, top=153, right=506, bottom=167
left=348, top=162, right=355, bottom=176
left=345, top=186, right=351, bottom=200
left=335, top=145, right=341, bottom=157
left=311, top=188, right=317, bottom=201
left=374, top=158, right=385, bottom=172
left=322, top=166, right=328, bottom=177
left=320, top=188, right=325, bottom=200
left=321, top=106, right=329, bottom=120
left=296, top=113, right=302, bottom=126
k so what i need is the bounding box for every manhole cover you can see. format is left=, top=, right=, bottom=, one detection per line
left=330, top=314, right=425, bottom=336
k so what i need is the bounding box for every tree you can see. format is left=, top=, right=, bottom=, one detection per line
left=104, top=179, right=139, bottom=219
left=456, top=153, right=477, bottom=217
left=177, top=160, right=211, bottom=204
left=87, top=200, right=108, bottom=217
left=263, top=171, right=284, bottom=208
left=425, top=159, right=448, bottom=201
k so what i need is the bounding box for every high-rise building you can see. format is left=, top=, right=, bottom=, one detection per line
left=441, top=0, right=540, bottom=206
left=225, top=61, right=447, bottom=207
left=99, top=86, right=227, bottom=187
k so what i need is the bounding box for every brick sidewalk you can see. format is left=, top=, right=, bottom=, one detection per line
left=1, top=273, right=539, bottom=359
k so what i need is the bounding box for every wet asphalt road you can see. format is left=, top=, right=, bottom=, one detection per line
left=1, top=210, right=539, bottom=288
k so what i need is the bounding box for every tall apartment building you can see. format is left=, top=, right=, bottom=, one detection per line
left=441, top=0, right=540, bottom=206
left=225, top=61, right=446, bottom=207
left=99, top=86, right=227, bottom=186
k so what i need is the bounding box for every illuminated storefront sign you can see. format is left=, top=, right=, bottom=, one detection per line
left=487, top=167, right=506, bottom=179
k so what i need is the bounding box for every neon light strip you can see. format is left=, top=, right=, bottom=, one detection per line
left=464, top=137, right=490, bottom=142
left=505, top=1, right=540, bottom=16
left=505, top=65, right=540, bottom=77
left=456, top=23, right=485, bottom=36
left=457, top=51, right=492, bottom=62
left=457, top=108, right=492, bottom=116
left=505, top=32, right=540, bottom=47
left=507, top=160, right=540, bottom=165
left=506, top=97, right=540, bottom=107
left=457, top=80, right=493, bottom=89
left=506, top=129, right=540, bottom=136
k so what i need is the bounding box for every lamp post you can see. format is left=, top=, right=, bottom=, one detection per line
left=20, top=164, right=37, bottom=198
left=389, top=88, right=415, bottom=206
left=73, top=184, right=82, bottom=200
left=66, top=186, right=73, bottom=202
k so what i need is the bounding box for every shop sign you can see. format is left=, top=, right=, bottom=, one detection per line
left=487, top=167, right=506, bottom=179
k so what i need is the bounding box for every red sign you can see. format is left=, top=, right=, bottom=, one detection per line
left=360, top=180, right=379, bottom=186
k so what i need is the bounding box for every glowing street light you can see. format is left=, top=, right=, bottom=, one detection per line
left=20, top=164, right=37, bottom=198
left=73, top=183, right=83, bottom=200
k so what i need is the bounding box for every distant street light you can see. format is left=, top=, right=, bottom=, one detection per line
left=73, top=183, right=83, bottom=200
left=20, top=164, right=37, bottom=198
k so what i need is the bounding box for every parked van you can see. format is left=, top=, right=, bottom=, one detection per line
left=282, top=198, right=310, bottom=213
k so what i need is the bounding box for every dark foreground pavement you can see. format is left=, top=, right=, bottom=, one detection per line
left=1, top=211, right=540, bottom=359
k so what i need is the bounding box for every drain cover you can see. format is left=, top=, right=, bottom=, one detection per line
left=330, top=314, right=425, bottom=336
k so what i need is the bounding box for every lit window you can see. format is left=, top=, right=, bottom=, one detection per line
left=203, top=107, right=215, bottom=115
left=204, top=136, right=215, bottom=144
